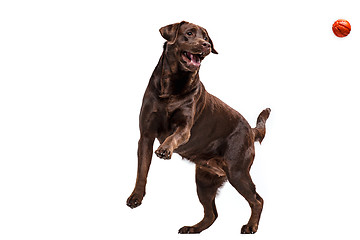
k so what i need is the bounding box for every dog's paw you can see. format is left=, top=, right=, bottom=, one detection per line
left=126, top=193, right=143, bottom=209
left=178, top=226, right=201, bottom=234
left=155, top=146, right=173, bottom=159
left=241, top=224, right=258, bottom=234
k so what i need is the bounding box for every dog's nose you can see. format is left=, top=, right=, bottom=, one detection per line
left=202, top=42, right=211, bottom=49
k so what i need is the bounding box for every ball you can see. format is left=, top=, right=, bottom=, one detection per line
left=332, top=19, right=351, bottom=38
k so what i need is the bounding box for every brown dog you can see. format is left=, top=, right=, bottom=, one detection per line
left=126, top=21, right=271, bottom=234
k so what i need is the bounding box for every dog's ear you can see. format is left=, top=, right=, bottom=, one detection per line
left=203, top=28, right=218, bottom=54
left=159, top=21, right=187, bottom=44
left=208, top=35, right=218, bottom=54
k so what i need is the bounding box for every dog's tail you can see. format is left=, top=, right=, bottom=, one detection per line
left=252, top=108, right=271, bottom=144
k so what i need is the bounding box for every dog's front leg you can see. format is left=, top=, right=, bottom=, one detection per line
left=155, top=104, right=195, bottom=159
left=127, top=136, right=155, bottom=208
left=155, top=125, right=191, bottom=159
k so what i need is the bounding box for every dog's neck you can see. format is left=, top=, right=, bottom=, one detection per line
left=155, top=43, right=200, bottom=98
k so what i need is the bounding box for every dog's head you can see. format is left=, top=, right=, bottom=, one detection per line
left=160, top=21, right=218, bottom=72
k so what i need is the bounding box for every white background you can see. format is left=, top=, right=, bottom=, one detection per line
left=1, top=0, right=359, bottom=239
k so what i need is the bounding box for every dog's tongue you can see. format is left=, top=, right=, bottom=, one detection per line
left=189, top=53, right=200, bottom=66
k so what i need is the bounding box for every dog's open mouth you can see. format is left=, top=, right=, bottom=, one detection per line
left=182, top=51, right=203, bottom=68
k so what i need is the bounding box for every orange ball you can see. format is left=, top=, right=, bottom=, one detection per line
left=332, top=19, right=351, bottom=38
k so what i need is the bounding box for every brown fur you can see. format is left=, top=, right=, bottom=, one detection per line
left=126, top=21, right=271, bottom=234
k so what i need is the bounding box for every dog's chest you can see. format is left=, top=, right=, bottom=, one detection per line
left=152, top=100, right=189, bottom=140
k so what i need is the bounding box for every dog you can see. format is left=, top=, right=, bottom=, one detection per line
left=126, top=21, right=271, bottom=234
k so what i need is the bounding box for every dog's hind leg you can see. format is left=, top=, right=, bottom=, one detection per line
left=226, top=145, right=264, bottom=234
left=178, top=165, right=226, bottom=234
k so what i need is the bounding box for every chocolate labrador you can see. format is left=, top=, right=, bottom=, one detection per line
left=126, top=21, right=271, bottom=234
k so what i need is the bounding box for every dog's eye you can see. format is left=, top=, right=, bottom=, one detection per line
left=186, top=31, right=193, bottom=36
left=204, top=37, right=208, bottom=41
